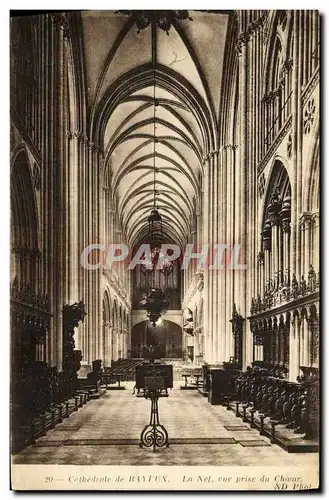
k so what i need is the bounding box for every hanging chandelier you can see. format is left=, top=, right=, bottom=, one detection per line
left=140, top=288, right=169, bottom=327
left=147, top=55, right=162, bottom=235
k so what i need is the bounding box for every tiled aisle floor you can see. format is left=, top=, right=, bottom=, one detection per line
left=13, top=382, right=319, bottom=466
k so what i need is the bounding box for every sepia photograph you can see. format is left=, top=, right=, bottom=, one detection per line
left=9, top=8, right=320, bottom=491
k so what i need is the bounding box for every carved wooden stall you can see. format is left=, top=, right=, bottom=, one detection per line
left=208, top=362, right=242, bottom=405
left=11, top=297, right=88, bottom=453
left=11, top=278, right=52, bottom=452
left=230, top=303, right=244, bottom=369
left=62, top=301, right=86, bottom=398
left=249, top=266, right=319, bottom=372
left=228, top=363, right=319, bottom=452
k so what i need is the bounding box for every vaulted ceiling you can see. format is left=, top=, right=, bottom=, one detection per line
left=81, top=11, right=230, bottom=248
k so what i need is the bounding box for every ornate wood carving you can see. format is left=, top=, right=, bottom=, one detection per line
left=250, top=265, right=319, bottom=316
left=62, top=301, right=86, bottom=398
left=230, top=303, right=244, bottom=369
left=234, top=364, right=319, bottom=441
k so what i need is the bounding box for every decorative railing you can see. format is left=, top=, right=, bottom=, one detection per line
left=10, top=277, right=50, bottom=312
left=250, top=265, right=319, bottom=315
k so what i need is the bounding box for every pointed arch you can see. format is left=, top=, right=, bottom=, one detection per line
left=10, top=147, right=39, bottom=286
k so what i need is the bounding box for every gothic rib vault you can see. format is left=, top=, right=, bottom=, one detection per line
left=83, top=10, right=229, bottom=248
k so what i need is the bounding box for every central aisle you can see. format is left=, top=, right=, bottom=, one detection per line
left=13, top=382, right=318, bottom=467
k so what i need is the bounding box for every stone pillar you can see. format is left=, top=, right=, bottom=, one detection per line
left=300, top=315, right=310, bottom=367
left=236, top=31, right=250, bottom=369
left=67, top=132, right=86, bottom=356
left=289, top=314, right=301, bottom=381
left=282, top=222, right=291, bottom=284
left=291, top=11, right=303, bottom=280
left=257, top=252, right=264, bottom=297
left=53, top=15, right=66, bottom=371
left=226, top=145, right=236, bottom=360
left=271, top=219, right=280, bottom=288
left=217, top=147, right=228, bottom=363
left=108, top=324, right=113, bottom=367
left=202, top=155, right=211, bottom=362
left=118, top=329, right=123, bottom=359
left=312, top=211, right=319, bottom=272
left=102, top=322, right=112, bottom=367
left=264, top=245, right=271, bottom=289
left=299, top=212, right=312, bottom=278
left=66, top=132, right=81, bottom=304
left=112, top=327, right=117, bottom=361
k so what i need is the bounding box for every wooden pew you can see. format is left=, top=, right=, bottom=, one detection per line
left=227, top=364, right=319, bottom=452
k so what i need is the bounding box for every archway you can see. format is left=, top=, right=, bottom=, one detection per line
left=131, top=319, right=182, bottom=359
left=11, top=149, right=39, bottom=286
left=10, top=148, right=44, bottom=379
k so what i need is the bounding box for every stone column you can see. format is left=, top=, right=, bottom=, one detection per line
left=53, top=15, right=66, bottom=371
left=112, top=327, right=117, bottom=361
left=202, top=155, right=211, bottom=362
left=108, top=324, right=113, bottom=367
left=271, top=219, right=280, bottom=288
left=257, top=252, right=264, bottom=297
left=217, top=147, right=227, bottom=363
left=312, top=211, right=319, bottom=272
left=289, top=314, right=301, bottom=381
left=118, top=329, right=123, bottom=359
left=300, top=315, right=310, bottom=367
left=264, top=241, right=271, bottom=291
left=299, top=212, right=312, bottom=278
left=237, top=31, right=250, bottom=369
left=282, top=221, right=291, bottom=284
left=65, top=132, right=81, bottom=305
left=291, top=11, right=303, bottom=280
left=102, top=321, right=111, bottom=367
left=226, top=145, right=236, bottom=360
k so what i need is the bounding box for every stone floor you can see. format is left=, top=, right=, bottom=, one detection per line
left=12, top=382, right=319, bottom=467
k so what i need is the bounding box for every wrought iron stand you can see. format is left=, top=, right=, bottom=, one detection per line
left=139, top=389, right=169, bottom=452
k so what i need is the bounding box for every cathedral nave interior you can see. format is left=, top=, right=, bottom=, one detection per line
left=10, top=10, right=319, bottom=468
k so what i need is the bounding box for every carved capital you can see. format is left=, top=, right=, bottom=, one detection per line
left=51, top=13, right=71, bottom=39
left=270, top=214, right=281, bottom=227
left=282, top=220, right=291, bottom=234
left=299, top=212, right=313, bottom=228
